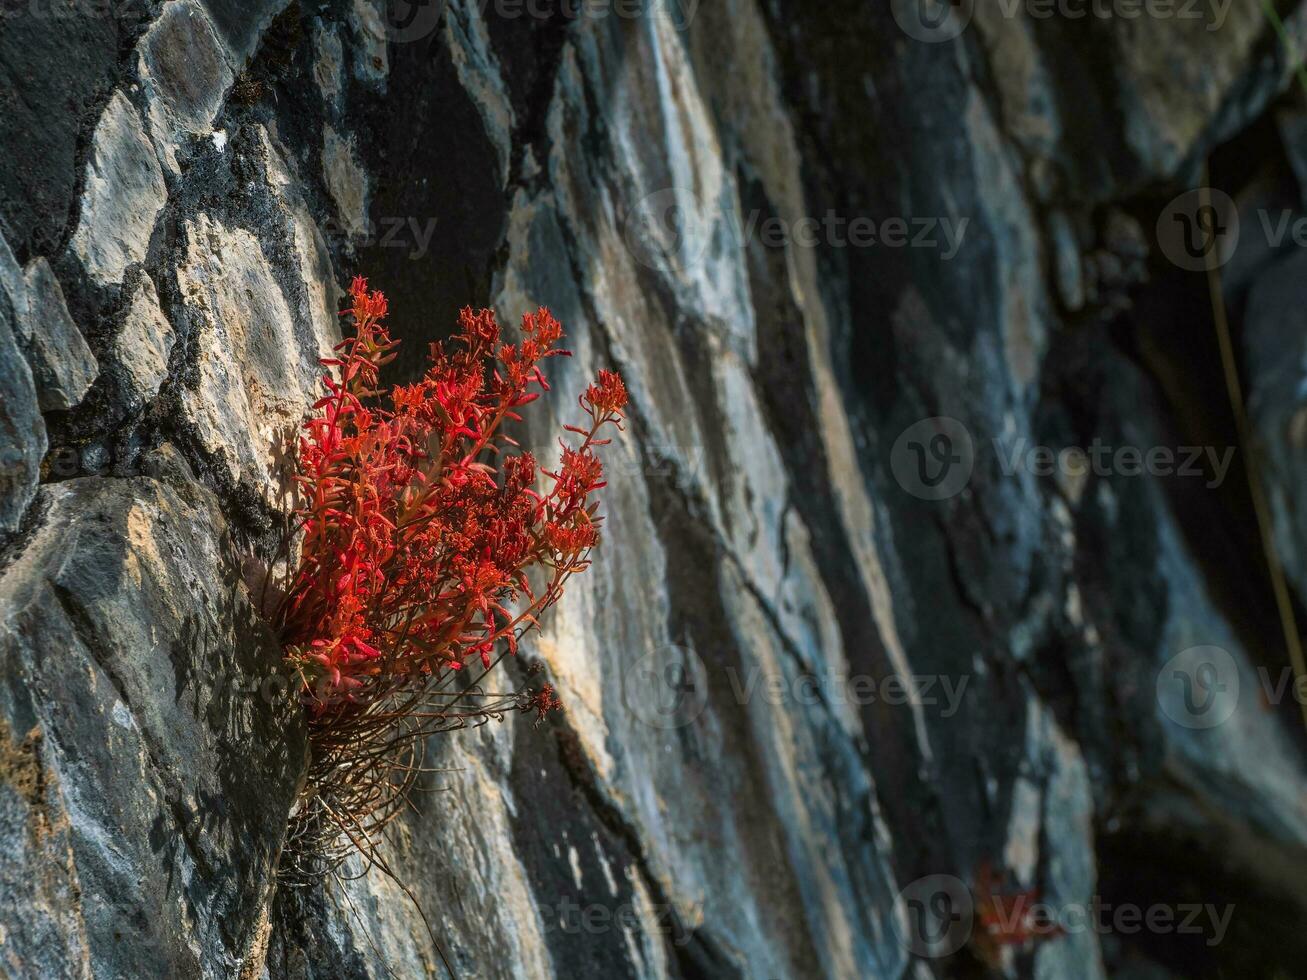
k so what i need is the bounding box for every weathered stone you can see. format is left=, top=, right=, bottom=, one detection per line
left=0, top=227, right=23, bottom=317
left=349, top=0, right=390, bottom=88
left=444, top=1, right=515, bottom=182
left=1049, top=210, right=1085, bottom=312
left=176, top=212, right=329, bottom=493
left=138, top=0, right=235, bottom=174
left=322, top=126, right=369, bottom=239
left=973, top=1, right=1301, bottom=199
left=19, top=258, right=99, bottom=411
left=251, top=127, right=343, bottom=364
left=4, top=0, right=1307, bottom=976
left=68, top=92, right=168, bottom=286
left=0, top=716, right=90, bottom=979
left=114, top=273, right=176, bottom=404
left=312, top=22, right=344, bottom=104
left=0, top=477, right=306, bottom=977
left=200, top=0, right=292, bottom=64
left=0, top=2, right=133, bottom=257
left=1246, top=248, right=1307, bottom=608
left=0, top=264, right=45, bottom=535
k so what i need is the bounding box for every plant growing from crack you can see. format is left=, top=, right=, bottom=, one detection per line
left=971, top=861, right=1065, bottom=967
left=267, top=277, right=625, bottom=880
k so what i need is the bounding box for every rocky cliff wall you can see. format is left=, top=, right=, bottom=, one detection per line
left=3, top=2, right=1307, bottom=978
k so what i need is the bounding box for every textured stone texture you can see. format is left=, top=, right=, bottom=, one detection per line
left=3, top=1, right=1307, bottom=978
left=68, top=91, right=168, bottom=287
left=0, top=234, right=45, bottom=535
left=0, top=476, right=305, bottom=977
left=322, top=126, right=369, bottom=238
left=176, top=210, right=334, bottom=493
left=114, top=273, right=176, bottom=405
left=139, top=0, right=236, bottom=175
left=1246, top=247, right=1307, bottom=612
left=18, top=259, right=99, bottom=412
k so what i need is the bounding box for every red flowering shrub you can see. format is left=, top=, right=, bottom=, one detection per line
left=273, top=277, right=625, bottom=872
left=972, top=862, right=1064, bottom=965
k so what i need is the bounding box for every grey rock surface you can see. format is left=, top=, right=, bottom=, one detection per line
left=18, top=259, right=99, bottom=412
left=1246, top=248, right=1307, bottom=609
left=1, top=1, right=1307, bottom=978
left=138, top=0, right=236, bottom=176
left=0, top=477, right=305, bottom=977
left=68, top=90, right=169, bottom=287
left=114, top=273, right=177, bottom=405
left=0, top=235, right=45, bottom=535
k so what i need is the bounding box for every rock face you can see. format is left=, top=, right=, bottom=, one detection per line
left=0, top=475, right=304, bottom=977
left=4, top=2, right=1307, bottom=979
left=18, top=258, right=99, bottom=412
left=0, top=236, right=45, bottom=533
left=113, top=274, right=176, bottom=405
left=68, top=91, right=169, bottom=288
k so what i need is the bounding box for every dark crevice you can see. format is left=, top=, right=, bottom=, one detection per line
left=1108, top=101, right=1307, bottom=756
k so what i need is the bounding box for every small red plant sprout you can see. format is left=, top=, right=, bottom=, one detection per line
left=971, top=862, right=1065, bottom=966
left=274, top=277, right=625, bottom=872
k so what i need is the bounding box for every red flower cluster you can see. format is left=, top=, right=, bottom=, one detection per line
left=278, top=277, right=626, bottom=710
left=972, top=862, right=1065, bottom=964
